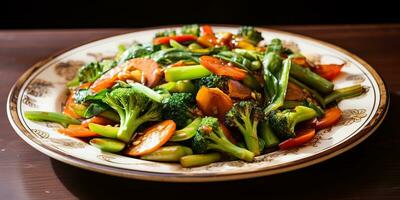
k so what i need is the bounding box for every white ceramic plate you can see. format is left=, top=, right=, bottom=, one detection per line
left=7, top=26, right=388, bottom=182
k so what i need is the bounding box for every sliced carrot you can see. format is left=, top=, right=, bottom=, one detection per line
left=81, top=116, right=113, bottom=128
left=199, top=56, right=247, bottom=80
left=58, top=124, right=98, bottom=138
left=313, top=64, right=343, bottom=81
left=228, top=79, right=251, bottom=99
left=63, top=93, right=81, bottom=119
left=196, top=86, right=233, bottom=119
left=125, top=120, right=176, bottom=156
left=90, top=65, right=123, bottom=93
left=153, top=35, right=197, bottom=45
left=125, top=58, right=162, bottom=88
left=316, top=107, right=342, bottom=130
left=279, top=128, right=316, bottom=150
left=292, top=57, right=310, bottom=67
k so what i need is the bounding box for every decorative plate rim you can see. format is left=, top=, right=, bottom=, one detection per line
left=7, top=25, right=389, bottom=182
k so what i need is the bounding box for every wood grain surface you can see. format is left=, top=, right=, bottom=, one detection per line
left=1, top=25, right=399, bottom=200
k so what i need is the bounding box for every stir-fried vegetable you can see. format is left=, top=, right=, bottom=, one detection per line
left=24, top=25, right=366, bottom=167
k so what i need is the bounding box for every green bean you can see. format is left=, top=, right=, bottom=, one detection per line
left=290, top=63, right=334, bottom=94
left=323, top=84, right=364, bottom=106
left=24, top=111, right=81, bottom=127
left=164, top=65, right=212, bottom=82
left=141, top=146, right=193, bottom=162
left=180, top=153, right=222, bottom=168
left=289, top=77, right=325, bottom=106
left=89, top=138, right=125, bottom=152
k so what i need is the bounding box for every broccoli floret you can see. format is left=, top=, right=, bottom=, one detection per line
left=268, top=106, right=317, bottom=140
left=118, top=43, right=159, bottom=64
left=181, top=24, right=200, bottom=36
left=76, top=60, right=117, bottom=84
left=192, top=117, right=254, bottom=161
left=162, top=93, right=198, bottom=129
left=267, top=38, right=283, bottom=54
left=193, top=74, right=228, bottom=91
left=155, top=29, right=177, bottom=38
left=225, top=101, right=264, bottom=155
left=238, top=26, right=264, bottom=45
left=102, top=87, right=161, bottom=143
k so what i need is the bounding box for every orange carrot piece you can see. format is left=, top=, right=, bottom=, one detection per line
left=199, top=56, right=247, bottom=80
left=81, top=116, right=113, bottom=128
left=125, top=58, right=162, bottom=88
left=125, top=120, right=176, bottom=156
left=58, top=125, right=98, bottom=138
left=196, top=86, right=233, bottom=119
left=90, top=65, right=123, bottom=93
left=63, top=93, right=81, bottom=119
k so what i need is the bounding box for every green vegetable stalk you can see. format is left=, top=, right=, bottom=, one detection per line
left=323, top=84, right=364, bottom=106
left=24, top=111, right=81, bottom=127
left=290, top=62, right=334, bottom=95
left=258, top=121, right=279, bottom=148
left=88, top=123, right=119, bottom=139
left=141, top=146, right=193, bottom=162
left=89, top=138, right=125, bottom=153
left=264, top=58, right=292, bottom=115
left=180, top=153, right=222, bottom=168
left=170, top=117, right=202, bottom=142
left=164, top=65, right=212, bottom=82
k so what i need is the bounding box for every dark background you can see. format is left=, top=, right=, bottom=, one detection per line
left=2, top=0, right=400, bottom=29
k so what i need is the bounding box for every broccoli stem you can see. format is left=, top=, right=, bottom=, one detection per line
left=117, top=107, right=142, bottom=143
left=89, top=138, right=125, bottom=153
left=323, top=84, right=364, bottom=106
left=294, top=106, right=318, bottom=124
left=289, top=77, right=325, bottom=105
left=170, top=117, right=202, bottom=142
left=236, top=115, right=260, bottom=156
left=141, top=146, right=193, bottom=162
left=208, top=133, right=254, bottom=162
left=98, top=110, right=120, bottom=122
left=290, top=63, right=334, bottom=94
left=180, top=153, right=222, bottom=168
left=88, top=123, right=118, bottom=139
left=258, top=121, right=279, bottom=148
left=24, top=111, right=81, bottom=127
left=164, top=65, right=212, bottom=82
left=130, top=83, right=163, bottom=103
left=157, top=80, right=195, bottom=93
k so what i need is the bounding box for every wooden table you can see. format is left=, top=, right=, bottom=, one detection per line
left=1, top=25, right=399, bottom=200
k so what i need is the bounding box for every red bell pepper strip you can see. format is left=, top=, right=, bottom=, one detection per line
left=153, top=35, right=197, bottom=45
left=201, top=25, right=214, bottom=35
left=313, top=64, right=343, bottom=81
left=279, top=128, right=316, bottom=150
left=316, top=107, right=342, bottom=130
